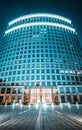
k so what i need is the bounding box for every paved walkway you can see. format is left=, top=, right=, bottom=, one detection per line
left=0, top=104, right=82, bottom=130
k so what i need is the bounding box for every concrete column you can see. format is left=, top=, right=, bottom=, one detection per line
left=52, top=87, right=53, bottom=103
left=71, top=95, right=74, bottom=103
left=70, top=87, right=72, bottom=93
left=16, top=88, right=18, bottom=94
left=65, top=96, right=67, bottom=103
left=29, top=88, right=31, bottom=103
left=76, top=86, right=78, bottom=93
left=77, top=95, right=80, bottom=103
left=3, top=96, right=5, bottom=103
left=21, top=95, right=24, bottom=103
left=58, top=95, right=61, bottom=103
left=5, top=88, right=7, bottom=94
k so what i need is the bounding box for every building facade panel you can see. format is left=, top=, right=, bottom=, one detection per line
left=0, top=13, right=82, bottom=104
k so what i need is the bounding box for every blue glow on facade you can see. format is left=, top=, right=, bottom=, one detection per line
left=0, top=13, right=82, bottom=87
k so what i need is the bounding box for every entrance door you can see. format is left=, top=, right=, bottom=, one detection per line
left=30, top=88, right=52, bottom=103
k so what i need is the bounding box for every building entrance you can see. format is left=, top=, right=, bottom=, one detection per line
left=30, top=87, right=52, bottom=103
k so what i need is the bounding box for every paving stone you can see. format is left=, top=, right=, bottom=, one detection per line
left=0, top=105, right=82, bottom=130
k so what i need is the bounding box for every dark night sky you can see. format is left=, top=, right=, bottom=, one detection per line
left=0, top=0, right=82, bottom=47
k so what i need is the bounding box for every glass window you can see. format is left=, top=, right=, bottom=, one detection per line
left=72, top=87, right=76, bottom=93
left=36, top=75, right=40, bottom=80
left=12, top=77, right=15, bottom=81
left=12, top=88, right=16, bottom=94
left=21, top=76, right=24, bottom=80
left=31, top=70, right=35, bottom=74
left=41, top=69, right=45, bottom=73
left=7, top=88, right=11, bottom=93
left=22, top=70, right=25, bottom=74
left=66, top=87, right=70, bottom=93
left=36, top=69, right=40, bottom=73
left=52, top=82, right=56, bottom=86
left=26, top=76, right=30, bottom=80
left=18, top=88, right=23, bottom=94
left=51, top=69, right=55, bottom=73
left=47, top=75, right=50, bottom=80
left=56, top=69, right=59, bottom=73
left=46, top=69, right=50, bottom=73
left=27, top=70, right=30, bottom=74
left=17, top=76, right=20, bottom=81
left=60, top=87, right=64, bottom=93
left=31, top=82, right=34, bottom=86
left=1, top=88, right=5, bottom=93
left=8, top=77, right=11, bottom=81
left=42, top=82, right=45, bottom=86
left=62, top=76, right=65, bottom=80
left=66, top=76, right=70, bottom=80
left=13, top=71, right=16, bottom=75
left=57, top=75, right=60, bottom=80
left=78, top=87, right=82, bottom=92
left=47, top=82, right=51, bottom=86
left=31, top=75, right=34, bottom=80
left=41, top=75, right=45, bottom=80
left=52, top=75, right=55, bottom=80
left=17, top=71, right=21, bottom=74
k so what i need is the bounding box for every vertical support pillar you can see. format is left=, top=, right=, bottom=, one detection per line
left=77, top=95, right=80, bottom=103
left=52, top=87, right=53, bottom=103
left=71, top=95, right=74, bottom=103
left=3, top=96, right=5, bottom=103
left=29, top=87, right=30, bottom=103
left=65, top=95, right=67, bottom=103
left=58, top=95, right=61, bottom=103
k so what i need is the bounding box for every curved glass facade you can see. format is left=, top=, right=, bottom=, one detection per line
left=0, top=13, right=82, bottom=88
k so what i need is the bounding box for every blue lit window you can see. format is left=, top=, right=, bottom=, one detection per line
left=72, top=87, right=76, bottom=93
left=47, top=75, right=50, bottom=80
left=17, top=71, right=21, bottom=74
left=36, top=75, right=40, bottom=80
left=52, top=75, right=55, bottom=80
left=51, top=69, right=55, bottom=73
left=31, top=70, right=35, bottom=73
left=42, top=82, right=45, bottom=86
left=13, top=71, right=16, bottom=75
left=31, top=75, right=34, bottom=80
left=22, top=70, right=25, bottom=74
left=66, top=87, right=70, bottom=93
left=52, top=82, right=56, bottom=86
left=27, top=70, right=30, bottom=74
left=57, top=75, right=60, bottom=80
left=62, top=76, right=65, bottom=80
left=56, top=69, right=59, bottom=73
left=47, top=82, right=51, bottom=86
left=41, top=69, right=45, bottom=73
left=36, top=69, right=40, bottom=73
left=60, top=87, right=64, bottom=93
left=26, top=76, right=30, bottom=80
left=31, top=82, right=34, bottom=86
left=8, top=77, right=11, bottom=81
left=12, top=77, right=15, bottom=81
left=41, top=75, right=45, bottom=80
left=17, top=76, right=20, bottom=80
left=21, top=76, right=24, bottom=80
left=46, top=69, right=50, bottom=73
left=66, top=76, right=70, bottom=80
left=78, top=87, right=82, bottom=92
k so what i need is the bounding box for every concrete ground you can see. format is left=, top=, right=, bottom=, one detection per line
left=0, top=103, right=82, bottom=130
